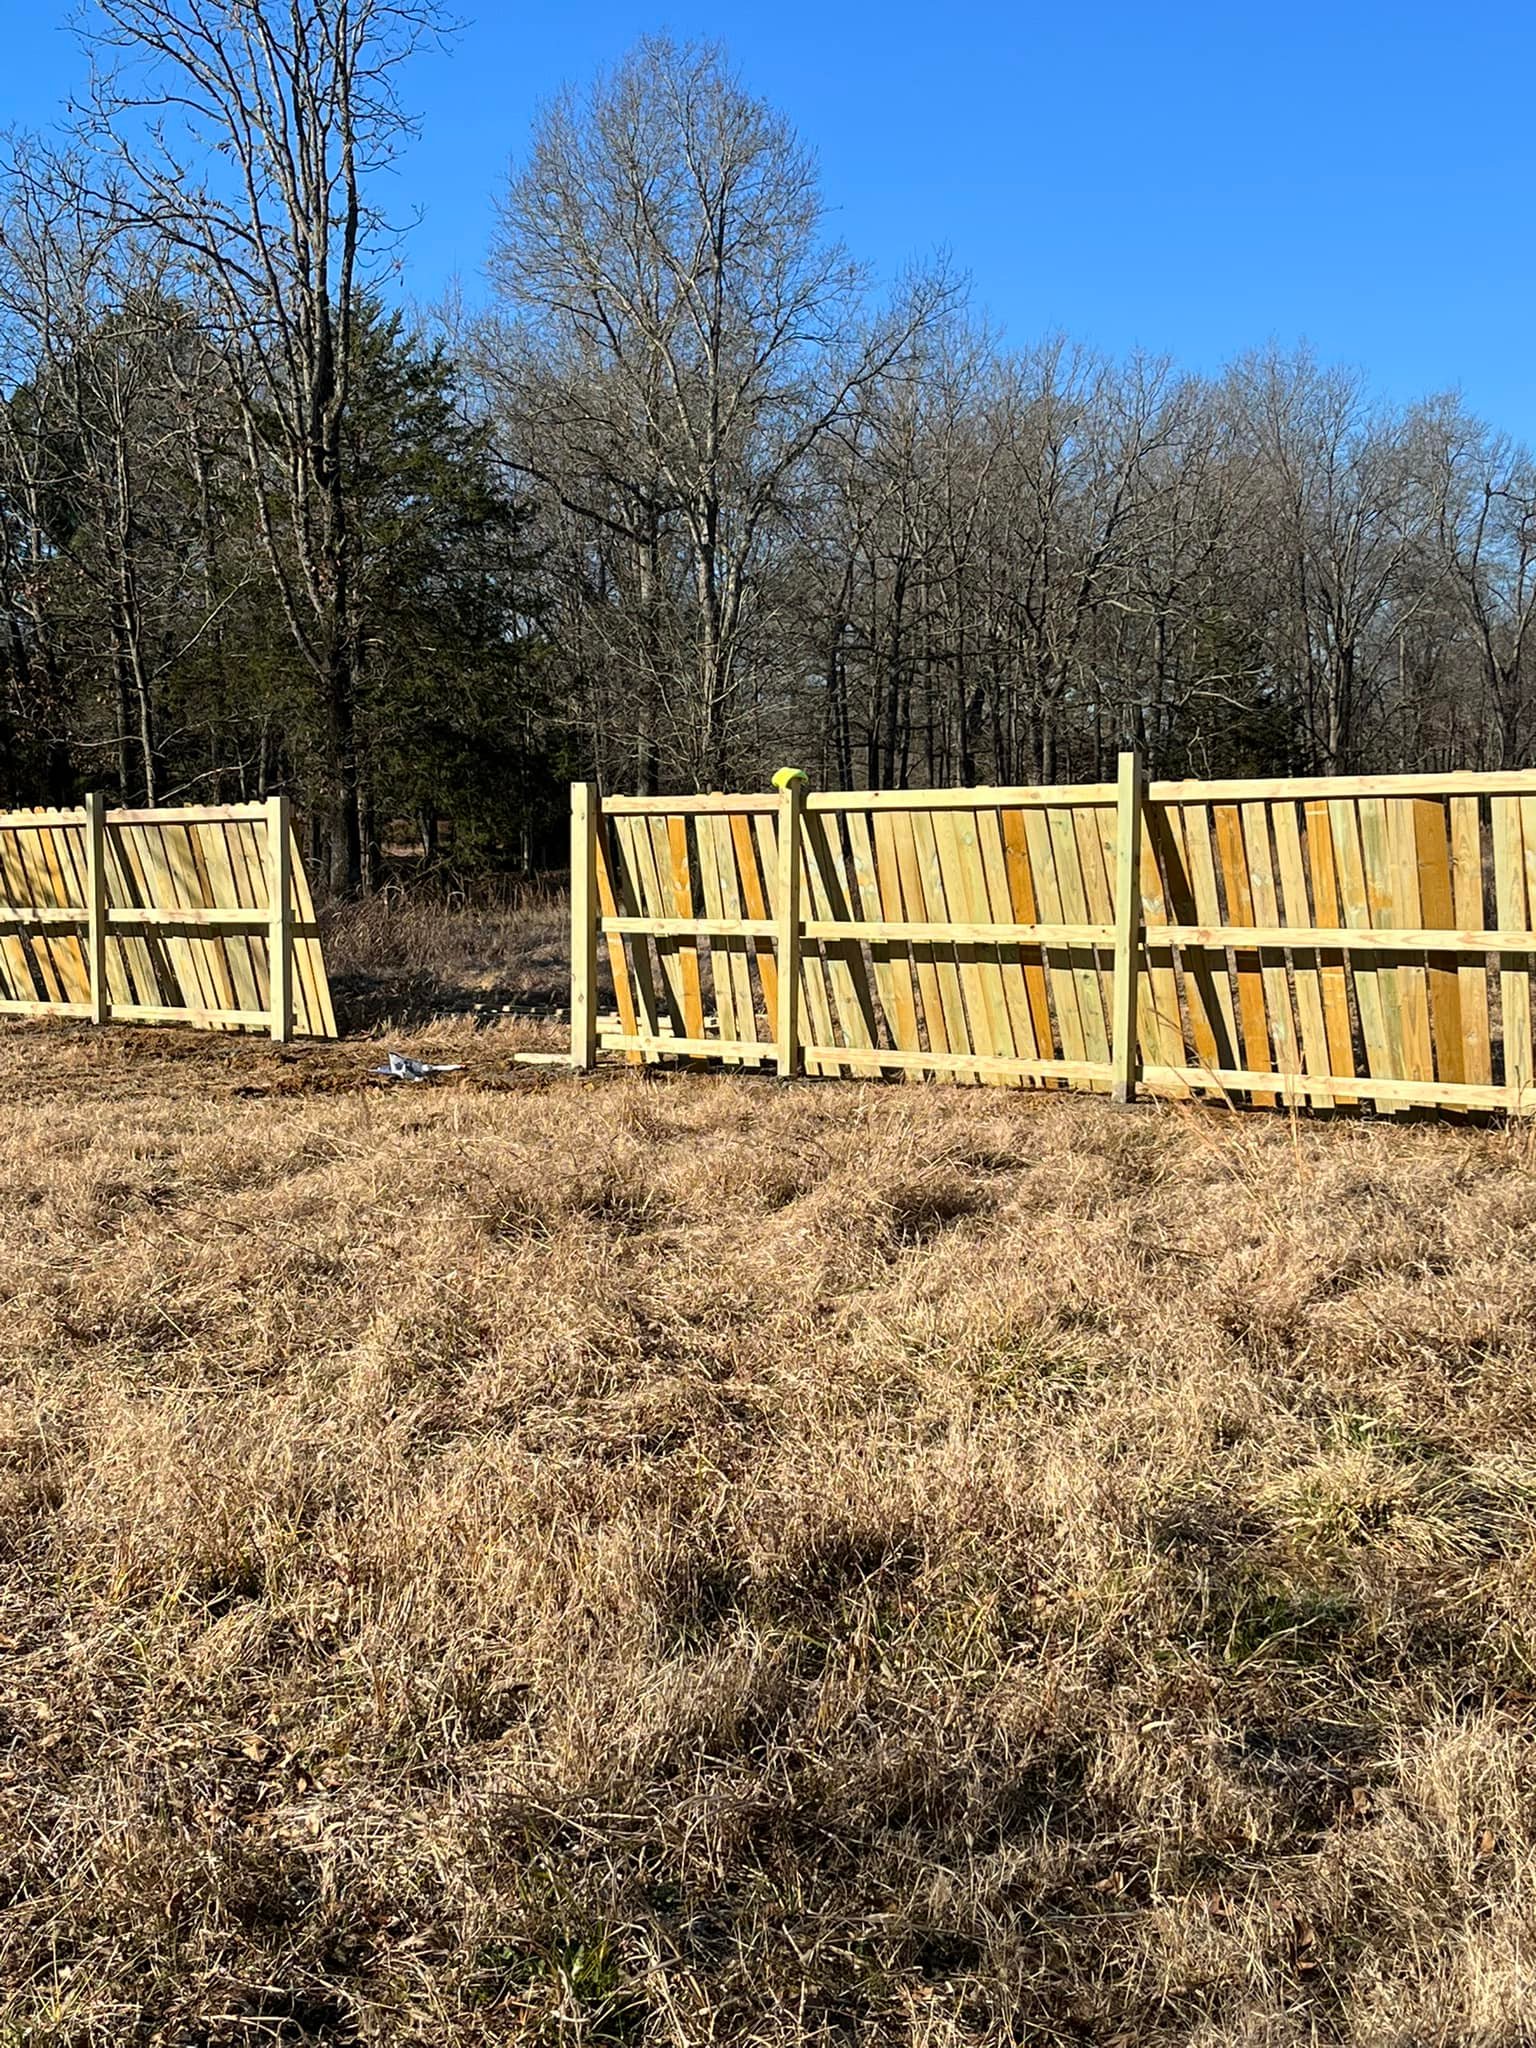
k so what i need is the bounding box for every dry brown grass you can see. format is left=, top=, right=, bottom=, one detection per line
left=320, top=886, right=575, bottom=1034
left=5, top=1018, right=1536, bottom=2044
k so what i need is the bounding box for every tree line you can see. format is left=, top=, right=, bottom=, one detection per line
left=4, top=9, right=1534, bottom=892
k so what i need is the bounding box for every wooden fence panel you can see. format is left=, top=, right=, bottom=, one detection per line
left=0, top=801, right=334, bottom=1038
left=586, top=766, right=1536, bottom=1114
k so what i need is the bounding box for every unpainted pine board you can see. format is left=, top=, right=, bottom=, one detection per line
left=251, top=817, right=329, bottom=1039
left=36, top=821, right=92, bottom=1006
left=696, top=811, right=745, bottom=1064
left=1135, top=811, right=1190, bottom=1085
left=108, top=821, right=171, bottom=1008
left=624, top=815, right=684, bottom=1035
left=707, top=813, right=759, bottom=1055
left=131, top=822, right=201, bottom=1016
left=1022, top=804, right=1088, bottom=1068
left=159, top=822, right=228, bottom=1025
left=1450, top=796, right=1492, bottom=1087
left=1147, top=806, right=1219, bottom=1073
left=1095, top=798, right=1166, bottom=1087
left=228, top=819, right=276, bottom=1021
left=999, top=808, right=1057, bottom=1066
left=283, top=830, right=337, bottom=1038
left=1046, top=804, right=1110, bottom=1077
left=1357, top=799, right=1408, bottom=1080
left=753, top=809, right=835, bottom=1076
left=18, top=823, right=74, bottom=1004
left=802, top=811, right=881, bottom=1077
left=1239, top=803, right=1304, bottom=1103
left=1520, top=795, right=1536, bottom=1104
left=1091, top=798, right=1156, bottom=1091
left=120, top=823, right=184, bottom=1008
left=193, top=823, right=260, bottom=1020
left=976, top=807, right=1039, bottom=1069
left=1175, top=805, right=1242, bottom=1074
left=1303, top=800, right=1358, bottom=1104
left=846, top=809, right=913, bottom=1062
left=932, top=807, right=1018, bottom=1085
left=1212, top=804, right=1274, bottom=1106
left=621, top=816, right=687, bottom=1037
left=7, top=829, right=67, bottom=1005
left=908, top=807, right=978, bottom=1081
left=1271, top=801, right=1335, bottom=1108
left=730, top=812, right=778, bottom=1031
left=1493, top=796, right=1533, bottom=1104
left=594, top=815, right=644, bottom=1060
left=665, top=816, right=707, bottom=1042
left=183, top=821, right=241, bottom=1021
left=778, top=807, right=842, bottom=1076
left=883, top=807, right=947, bottom=1072
left=1384, top=799, right=1435, bottom=1086
left=621, top=815, right=682, bottom=1046
left=1077, top=806, right=1123, bottom=1061
left=0, top=826, right=40, bottom=1002
left=1412, top=799, right=1464, bottom=1087
left=49, top=821, right=97, bottom=1006
left=959, top=806, right=1026, bottom=1082
left=1328, top=799, right=1396, bottom=1113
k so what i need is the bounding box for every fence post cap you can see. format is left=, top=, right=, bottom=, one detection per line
left=771, top=766, right=808, bottom=792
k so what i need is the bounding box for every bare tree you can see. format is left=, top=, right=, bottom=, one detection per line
left=484, top=35, right=950, bottom=790
left=78, top=0, right=448, bottom=887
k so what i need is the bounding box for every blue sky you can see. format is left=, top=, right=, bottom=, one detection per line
left=7, top=1, right=1533, bottom=439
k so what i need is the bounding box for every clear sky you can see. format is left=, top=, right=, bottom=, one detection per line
left=6, top=1, right=1533, bottom=440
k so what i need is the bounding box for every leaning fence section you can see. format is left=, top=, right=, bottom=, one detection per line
left=0, top=797, right=336, bottom=1039
left=571, top=762, right=1536, bottom=1115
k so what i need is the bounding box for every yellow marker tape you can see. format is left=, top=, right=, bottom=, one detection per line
left=771, top=766, right=808, bottom=791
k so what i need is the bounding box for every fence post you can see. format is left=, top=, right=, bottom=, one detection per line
left=1110, top=748, right=1146, bottom=1105
left=570, top=782, right=599, bottom=1070
left=266, top=793, right=292, bottom=1044
left=85, top=791, right=109, bottom=1026
left=773, top=768, right=807, bottom=1078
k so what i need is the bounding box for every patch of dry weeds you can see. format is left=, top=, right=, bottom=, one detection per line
left=5, top=1026, right=1536, bottom=2043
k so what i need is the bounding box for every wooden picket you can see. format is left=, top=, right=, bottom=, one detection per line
left=0, top=797, right=335, bottom=1039
left=580, top=761, right=1536, bottom=1114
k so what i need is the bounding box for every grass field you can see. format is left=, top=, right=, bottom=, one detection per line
left=5, top=938, right=1536, bottom=2043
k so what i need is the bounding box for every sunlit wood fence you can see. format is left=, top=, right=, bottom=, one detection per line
left=570, top=759, right=1536, bottom=1114
left=0, top=797, right=335, bottom=1039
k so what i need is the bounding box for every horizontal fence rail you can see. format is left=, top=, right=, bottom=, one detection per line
left=0, top=796, right=336, bottom=1040
left=571, top=759, right=1536, bottom=1115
